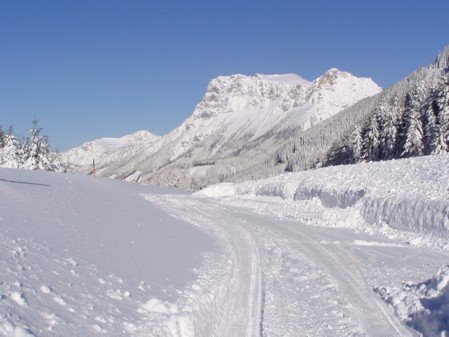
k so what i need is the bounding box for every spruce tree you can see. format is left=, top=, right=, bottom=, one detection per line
left=401, top=91, right=425, bottom=157
left=23, top=118, right=53, bottom=170
left=2, top=126, right=23, bottom=168
left=430, top=74, right=449, bottom=154
left=440, top=75, right=449, bottom=146
left=0, top=125, right=5, bottom=149
left=362, top=109, right=381, bottom=161
left=423, top=89, right=440, bottom=154
left=351, top=125, right=364, bottom=162
left=379, top=102, right=399, bottom=160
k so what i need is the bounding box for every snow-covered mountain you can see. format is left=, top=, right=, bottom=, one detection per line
left=270, top=45, right=449, bottom=175
left=163, top=69, right=379, bottom=160
left=61, top=130, right=161, bottom=174
left=83, top=69, right=380, bottom=189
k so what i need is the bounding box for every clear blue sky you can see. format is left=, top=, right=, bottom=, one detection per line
left=1, top=0, right=448, bottom=150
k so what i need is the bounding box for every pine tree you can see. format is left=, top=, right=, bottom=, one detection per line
left=362, top=109, right=382, bottom=161
left=433, top=118, right=448, bottom=154
left=351, top=125, right=364, bottom=162
left=423, top=89, right=440, bottom=154
left=0, top=125, right=5, bottom=149
left=401, top=90, right=425, bottom=157
left=23, top=118, right=54, bottom=171
left=440, top=75, right=449, bottom=146
left=430, top=74, right=449, bottom=154
left=378, top=102, right=399, bottom=160
left=2, top=126, right=24, bottom=168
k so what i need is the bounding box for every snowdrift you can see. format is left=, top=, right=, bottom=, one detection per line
left=198, top=154, right=449, bottom=238
left=375, top=267, right=449, bottom=337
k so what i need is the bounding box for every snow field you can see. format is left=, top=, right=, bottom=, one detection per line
left=0, top=168, right=218, bottom=337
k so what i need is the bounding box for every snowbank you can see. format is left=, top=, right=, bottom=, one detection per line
left=195, top=182, right=236, bottom=197
left=375, top=267, right=449, bottom=337
left=199, top=154, right=449, bottom=238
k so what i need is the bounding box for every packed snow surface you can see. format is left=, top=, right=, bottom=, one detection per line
left=2, top=154, right=449, bottom=336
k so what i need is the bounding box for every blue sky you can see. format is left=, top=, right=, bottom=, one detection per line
left=1, top=0, right=448, bottom=150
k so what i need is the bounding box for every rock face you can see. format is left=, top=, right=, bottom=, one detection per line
left=64, top=69, right=381, bottom=189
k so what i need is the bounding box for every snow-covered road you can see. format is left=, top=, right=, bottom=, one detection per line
left=147, top=193, right=449, bottom=337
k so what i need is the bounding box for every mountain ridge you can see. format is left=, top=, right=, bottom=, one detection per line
left=64, top=68, right=380, bottom=187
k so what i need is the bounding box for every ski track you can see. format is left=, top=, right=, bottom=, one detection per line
left=145, top=193, right=449, bottom=337
left=148, top=195, right=264, bottom=337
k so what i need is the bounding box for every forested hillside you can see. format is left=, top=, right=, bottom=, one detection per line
left=321, top=47, right=449, bottom=166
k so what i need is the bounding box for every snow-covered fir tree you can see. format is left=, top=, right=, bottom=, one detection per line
left=351, top=125, right=363, bottom=162
left=440, top=75, right=449, bottom=144
left=23, top=119, right=54, bottom=170
left=1, top=127, right=24, bottom=168
left=379, top=102, right=398, bottom=160
left=363, top=108, right=382, bottom=161
left=0, top=119, right=64, bottom=172
left=424, top=89, right=439, bottom=154
left=0, top=126, right=5, bottom=149
left=401, top=85, right=425, bottom=157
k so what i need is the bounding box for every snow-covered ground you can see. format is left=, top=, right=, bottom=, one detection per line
left=2, top=154, right=449, bottom=336
left=193, top=153, right=449, bottom=336
left=0, top=168, right=219, bottom=336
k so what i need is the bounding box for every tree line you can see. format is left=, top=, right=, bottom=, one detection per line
left=344, top=74, right=448, bottom=164
left=0, top=119, right=64, bottom=172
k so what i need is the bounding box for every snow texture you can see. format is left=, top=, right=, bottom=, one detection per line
left=375, top=267, right=449, bottom=337
left=0, top=168, right=218, bottom=337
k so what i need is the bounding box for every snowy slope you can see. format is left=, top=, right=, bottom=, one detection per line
left=0, top=168, right=218, bottom=336
left=95, top=70, right=380, bottom=188
left=61, top=130, right=161, bottom=174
